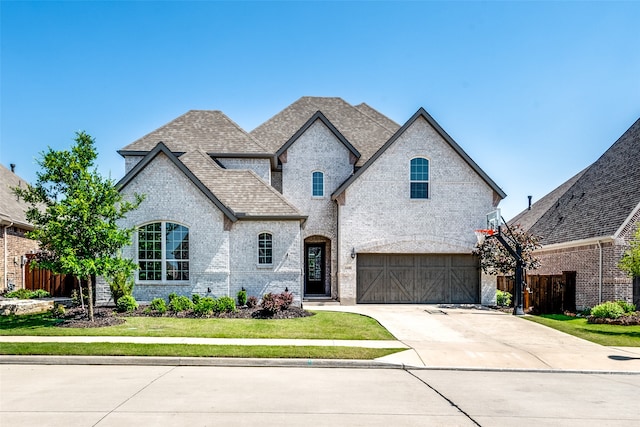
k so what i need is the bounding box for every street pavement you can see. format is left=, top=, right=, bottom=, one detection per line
left=2, top=304, right=640, bottom=425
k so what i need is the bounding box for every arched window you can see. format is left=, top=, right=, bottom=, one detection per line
left=258, top=232, right=273, bottom=265
left=410, top=157, right=429, bottom=199
left=137, top=222, right=189, bottom=281
left=312, top=171, right=324, bottom=197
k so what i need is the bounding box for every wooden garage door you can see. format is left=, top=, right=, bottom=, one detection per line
left=357, top=254, right=479, bottom=304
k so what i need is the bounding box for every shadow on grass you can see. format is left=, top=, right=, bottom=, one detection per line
left=0, top=313, right=62, bottom=330
left=577, top=328, right=640, bottom=339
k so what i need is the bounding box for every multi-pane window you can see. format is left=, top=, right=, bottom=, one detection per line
left=410, top=157, right=429, bottom=199
left=312, top=171, right=324, bottom=197
left=258, top=232, right=273, bottom=265
left=138, top=222, right=189, bottom=281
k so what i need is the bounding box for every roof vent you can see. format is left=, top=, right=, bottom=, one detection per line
left=10, top=163, right=15, bottom=173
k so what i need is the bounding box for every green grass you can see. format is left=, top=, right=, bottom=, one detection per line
left=526, top=314, right=640, bottom=347
left=0, top=342, right=403, bottom=359
left=0, top=311, right=395, bottom=340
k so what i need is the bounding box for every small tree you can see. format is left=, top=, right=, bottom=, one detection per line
left=619, top=223, right=640, bottom=278
left=14, top=131, right=143, bottom=321
left=473, top=224, right=542, bottom=276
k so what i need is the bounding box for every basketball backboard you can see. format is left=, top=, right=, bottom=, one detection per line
left=486, top=209, right=503, bottom=233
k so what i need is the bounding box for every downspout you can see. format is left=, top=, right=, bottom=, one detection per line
left=597, top=240, right=603, bottom=304
left=2, top=222, right=14, bottom=290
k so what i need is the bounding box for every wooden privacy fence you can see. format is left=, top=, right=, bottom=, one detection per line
left=497, top=272, right=576, bottom=314
left=24, top=255, right=77, bottom=297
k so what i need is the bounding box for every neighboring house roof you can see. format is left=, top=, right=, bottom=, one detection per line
left=0, top=164, right=33, bottom=229
left=523, top=118, right=640, bottom=245
left=117, top=143, right=305, bottom=222
left=118, top=110, right=269, bottom=155
left=332, top=107, right=507, bottom=200
left=250, top=96, right=400, bottom=166
left=509, top=168, right=587, bottom=231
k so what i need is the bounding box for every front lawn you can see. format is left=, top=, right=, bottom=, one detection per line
left=526, top=314, right=640, bottom=347
left=0, top=311, right=395, bottom=340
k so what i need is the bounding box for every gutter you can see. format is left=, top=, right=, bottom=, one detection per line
left=597, top=240, right=603, bottom=304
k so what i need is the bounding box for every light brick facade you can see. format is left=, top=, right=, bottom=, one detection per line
left=1, top=226, right=39, bottom=292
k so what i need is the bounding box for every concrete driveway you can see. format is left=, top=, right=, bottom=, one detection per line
left=310, top=304, right=640, bottom=372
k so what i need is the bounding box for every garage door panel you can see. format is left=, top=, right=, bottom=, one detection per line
left=357, top=254, right=479, bottom=304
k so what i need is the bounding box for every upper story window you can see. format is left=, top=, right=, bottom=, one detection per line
left=137, top=222, right=189, bottom=282
left=410, top=157, right=429, bottom=199
left=312, top=171, right=324, bottom=197
left=258, top=232, right=273, bottom=265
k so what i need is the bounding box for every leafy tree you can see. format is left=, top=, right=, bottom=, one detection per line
left=14, top=131, right=143, bottom=321
left=473, top=224, right=542, bottom=276
left=619, top=223, right=640, bottom=278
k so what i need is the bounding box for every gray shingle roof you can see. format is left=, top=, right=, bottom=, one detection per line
left=117, top=143, right=304, bottom=220
left=525, top=118, right=640, bottom=245
left=250, top=97, right=400, bottom=166
left=509, top=168, right=587, bottom=232
left=119, top=110, right=268, bottom=154
left=178, top=150, right=303, bottom=218
left=0, top=164, right=33, bottom=228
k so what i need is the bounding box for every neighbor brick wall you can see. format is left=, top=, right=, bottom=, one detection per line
left=533, top=240, right=633, bottom=310
left=1, top=226, right=39, bottom=292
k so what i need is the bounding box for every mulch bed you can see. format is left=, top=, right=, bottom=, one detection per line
left=587, top=314, right=640, bottom=326
left=56, top=305, right=313, bottom=328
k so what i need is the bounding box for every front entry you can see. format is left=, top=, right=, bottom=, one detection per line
left=305, top=243, right=326, bottom=295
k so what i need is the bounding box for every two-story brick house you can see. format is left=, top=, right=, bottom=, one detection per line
left=108, top=97, right=506, bottom=305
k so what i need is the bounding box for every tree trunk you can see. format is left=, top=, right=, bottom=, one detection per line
left=87, top=275, right=94, bottom=322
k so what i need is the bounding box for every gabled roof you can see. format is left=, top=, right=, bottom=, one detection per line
left=117, top=143, right=304, bottom=222
left=119, top=110, right=269, bottom=155
left=509, top=168, right=587, bottom=231
left=275, top=111, right=360, bottom=161
left=0, top=164, right=33, bottom=228
left=250, top=97, right=399, bottom=166
left=525, top=118, right=640, bottom=245
left=332, top=107, right=507, bottom=200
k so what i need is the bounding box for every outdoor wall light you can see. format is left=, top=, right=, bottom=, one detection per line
left=351, top=248, right=356, bottom=259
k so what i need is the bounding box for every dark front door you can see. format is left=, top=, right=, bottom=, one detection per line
left=305, top=243, right=326, bottom=295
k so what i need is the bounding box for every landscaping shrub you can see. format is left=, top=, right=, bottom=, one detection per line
left=116, top=295, right=139, bottom=313
left=169, top=295, right=194, bottom=312
left=237, top=288, right=247, bottom=306
left=590, top=301, right=625, bottom=319
left=261, top=291, right=294, bottom=314
left=216, top=296, right=237, bottom=313
left=106, top=268, right=134, bottom=305
left=193, top=297, right=217, bottom=316
left=168, top=292, right=178, bottom=302
left=51, top=303, right=66, bottom=317
left=615, top=300, right=637, bottom=314
left=496, top=289, right=512, bottom=307
left=246, top=295, right=258, bottom=308
left=192, top=294, right=202, bottom=305
left=148, top=297, right=167, bottom=314
left=5, top=288, right=50, bottom=299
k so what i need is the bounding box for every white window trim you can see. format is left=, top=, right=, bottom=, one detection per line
left=257, top=231, right=273, bottom=267
left=311, top=170, right=325, bottom=198
left=410, top=157, right=430, bottom=200
left=136, top=221, right=190, bottom=284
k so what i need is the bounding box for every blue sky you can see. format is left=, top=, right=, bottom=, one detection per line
left=1, top=1, right=639, bottom=220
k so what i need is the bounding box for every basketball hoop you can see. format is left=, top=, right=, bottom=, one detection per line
left=474, top=229, right=495, bottom=245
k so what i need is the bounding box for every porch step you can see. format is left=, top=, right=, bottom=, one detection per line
left=303, top=298, right=341, bottom=307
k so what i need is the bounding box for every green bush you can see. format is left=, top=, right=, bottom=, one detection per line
left=148, top=298, right=167, bottom=314
left=116, top=295, right=139, bottom=313
left=192, top=294, right=202, bottom=304
left=169, top=295, right=194, bottom=312
left=193, top=297, right=217, bottom=316
left=168, top=292, right=178, bottom=302
left=615, top=300, right=636, bottom=314
left=237, top=289, right=247, bottom=306
left=51, top=303, right=66, bottom=317
left=31, top=289, right=51, bottom=299
left=590, top=301, right=625, bottom=319
left=496, top=289, right=512, bottom=307
left=106, top=268, right=134, bottom=305
left=215, top=296, right=237, bottom=313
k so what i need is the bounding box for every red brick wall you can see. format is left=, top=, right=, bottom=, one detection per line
left=532, top=240, right=633, bottom=310
left=1, top=226, right=40, bottom=292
